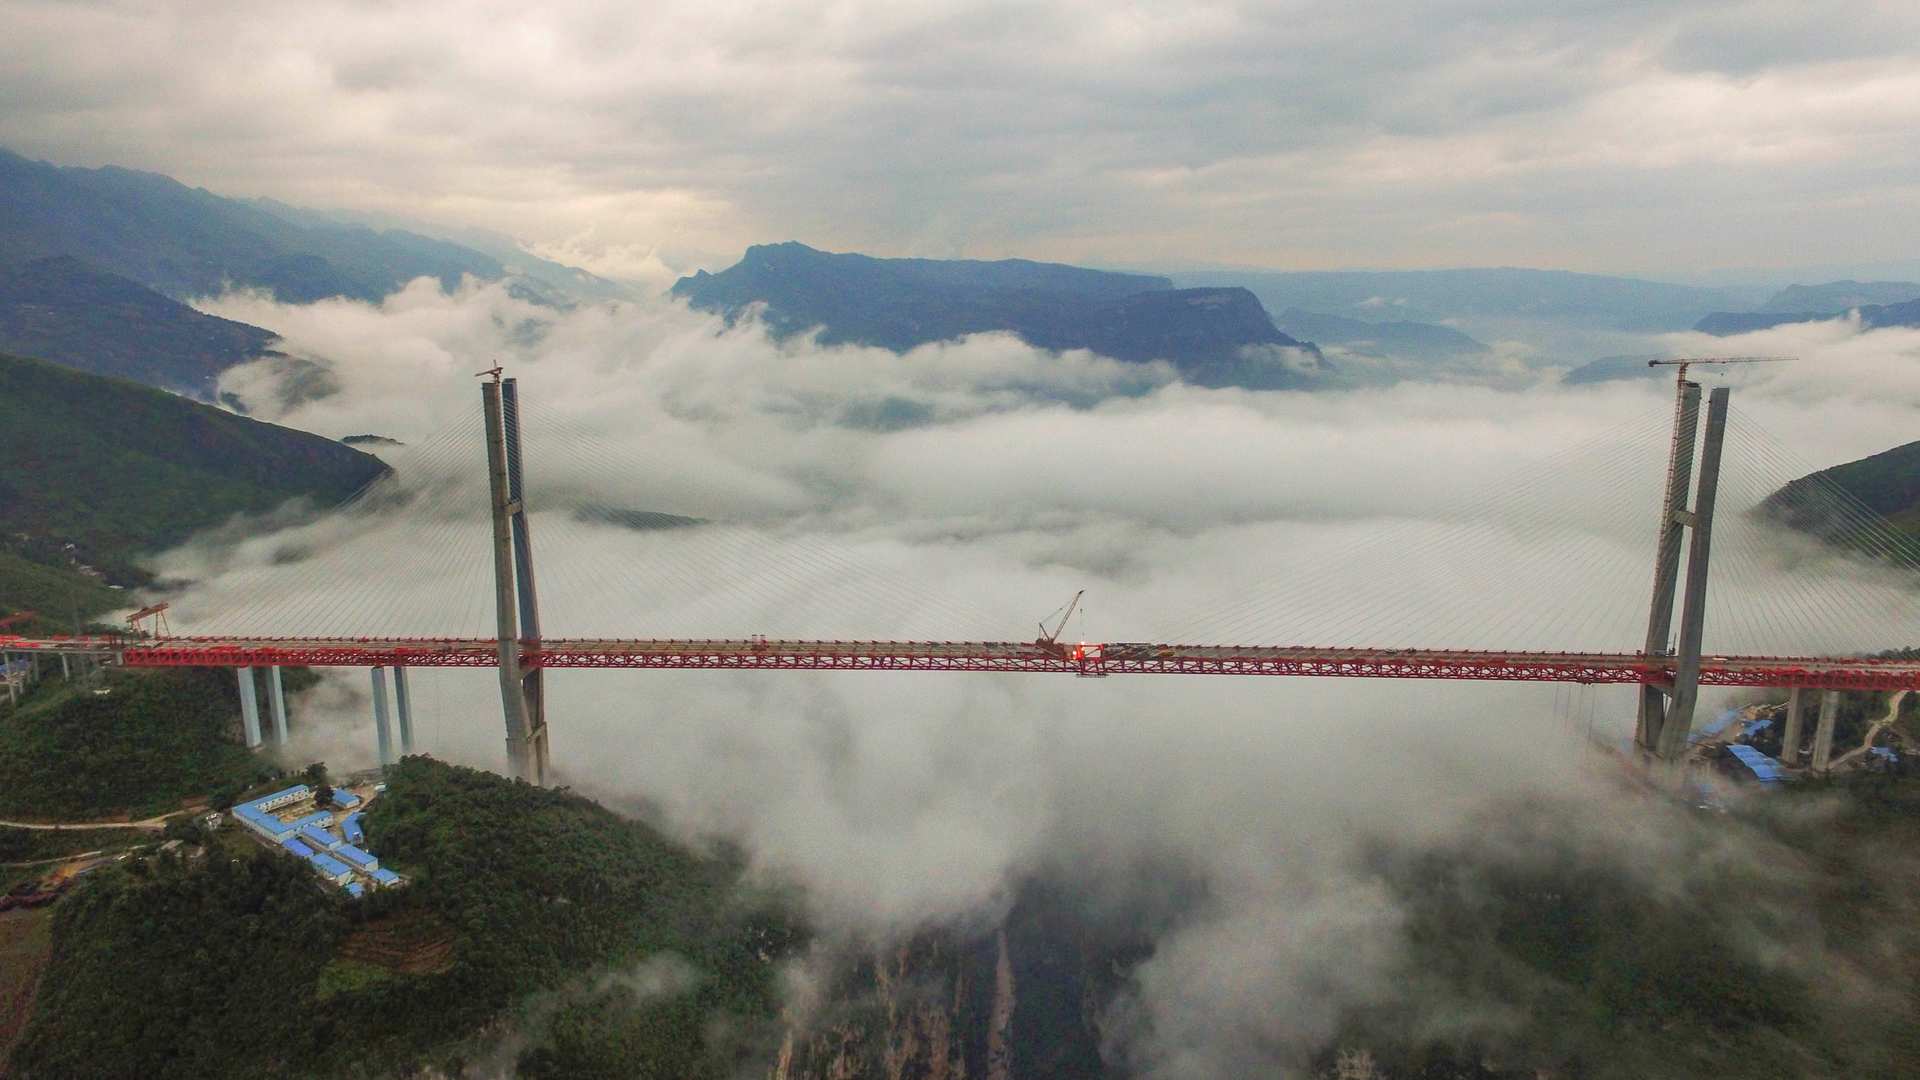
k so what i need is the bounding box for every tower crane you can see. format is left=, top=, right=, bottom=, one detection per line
left=1648, top=356, right=1790, bottom=387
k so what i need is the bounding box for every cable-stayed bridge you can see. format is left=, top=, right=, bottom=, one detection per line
left=4, top=371, right=1917, bottom=786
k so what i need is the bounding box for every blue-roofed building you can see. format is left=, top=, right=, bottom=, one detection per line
left=334, top=844, right=379, bottom=872
left=370, top=867, right=405, bottom=888
left=330, top=789, right=361, bottom=810
left=307, top=852, right=353, bottom=885
left=280, top=838, right=316, bottom=858
left=299, top=825, right=344, bottom=852
left=238, top=808, right=300, bottom=842
left=249, top=785, right=312, bottom=812
left=1726, top=744, right=1787, bottom=786
left=286, top=811, right=334, bottom=833
left=345, top=882, right=365, bottom=898
left=340, top=813, right=364, bottom=845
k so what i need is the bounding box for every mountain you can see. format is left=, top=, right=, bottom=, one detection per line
left=1694, top=297, right=1920, bottom=336
left=0, top=351, right=389, bottom=586
left=1560, top=354, right=1668, bottom=385
left=1274, top=308, right=1487, bottom=358
left=1761, top=280, right=1920, bottom=312
left=0, top=148, right=557, bottom=304
left=1762, top=439, right=1920, bottom=558
left=1172, top=267, right=1747, bottom=332
left=0, top=255, right=279, bottom=396
left=672, top=242, right=1326, bottom=389
left=244, top=199, right=639, bottom=305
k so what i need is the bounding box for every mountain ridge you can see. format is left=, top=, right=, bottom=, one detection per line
left=672, top=242, right=1326, bottom=390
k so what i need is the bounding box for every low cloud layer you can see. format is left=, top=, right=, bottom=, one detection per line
left=154, top=282, right=1919, bottom=1073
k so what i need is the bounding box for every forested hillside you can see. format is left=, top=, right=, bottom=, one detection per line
left=8, top=758, right=801, bottom=1079
left=0, top=256, right=279, bottom=395
left=1763, top=439, right=1920, bottom=557
left=0, top=351, right=387, bottom=588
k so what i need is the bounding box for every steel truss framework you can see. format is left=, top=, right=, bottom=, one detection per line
left=6, top=635, right=1917, bottom=691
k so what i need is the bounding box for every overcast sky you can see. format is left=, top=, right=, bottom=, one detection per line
left=7, top=0, right=1920, bottom=282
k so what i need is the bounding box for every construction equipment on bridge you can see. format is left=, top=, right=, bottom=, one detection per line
left=1647, top=356, right=1789, bottom=384
left=1036, top=590, right=1085, bottom=649
left=125, top=602, right=170, bottom=638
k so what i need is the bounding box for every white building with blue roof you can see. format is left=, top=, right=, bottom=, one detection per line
left=307, top=852, right=354, bottom=885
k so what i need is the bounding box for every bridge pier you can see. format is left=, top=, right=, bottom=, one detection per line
left=371, top=666, right=395, bottom=768
left=236, top=666, right=263, bottom=748
left=1811, top=689, right=1840, bottom=773
left=268, top=666, right=289, bottom=744
left=1780, top=688, right=1805, bottom=766
left=393, top=666, right=414, bottom=755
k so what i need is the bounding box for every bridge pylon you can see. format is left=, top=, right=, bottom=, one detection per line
left=482, top=373, right=549, bottom=784
left=1636, top=380, right=1731, bottom=762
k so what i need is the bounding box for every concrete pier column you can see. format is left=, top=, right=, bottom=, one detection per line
left=393, top=666, right=415, bottom=755
left=267, top=666, right=290, bottom=744
left=1780, top=688, right=1805, bottom=766
left=371, top=666, right=395, bottom=768
left=59, top=654, right=70, bottom=680
left=236, top=666, right=263, bottom=749
left=1811, top=690, right=1840, bottom=773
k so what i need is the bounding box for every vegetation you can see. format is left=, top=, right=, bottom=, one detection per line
left=0, top=826, right=151, bottom=864
left=0, top=548, right=119, bottom=635
left=0, top=255, right=277, bottom=396
left=1311, top=777, right=1920, bottom=1079
left=0, top=668, right=272, bottom=820
left=1762, top=439, right=1920, bottom=557
left=0, top=350, right=389, bottom=571
left=9, top=757, right=803, bottom=1079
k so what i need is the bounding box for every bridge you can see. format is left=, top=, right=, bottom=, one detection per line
left=4, top=370, right=1918, bottom=785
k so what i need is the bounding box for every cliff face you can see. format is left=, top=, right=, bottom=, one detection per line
left=770, top=885, right=1132, bottom=1080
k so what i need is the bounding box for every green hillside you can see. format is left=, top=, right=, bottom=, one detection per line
left=1763, top=439, right=1920, bottom=560
left=0, top=668, right=288, bottom=820
left=0, top=351, right=387, bottom=588
left=8, top=758, right=801, bottom=1079
left=0, top=256, right=279, bottom=396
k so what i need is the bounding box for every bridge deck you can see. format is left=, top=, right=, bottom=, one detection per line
left=5, top=636, right=1917, bottom=690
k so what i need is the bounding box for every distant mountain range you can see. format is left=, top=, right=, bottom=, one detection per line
left=1172, top=267, right=1748, bottom=332
left=0, top=147, right=623, bottom=395
left=1693, top=297, right=1920, bottom=336
left=1759, top=280, right=1920, bottom=312
left=672, top=242, right=1328, bottom=390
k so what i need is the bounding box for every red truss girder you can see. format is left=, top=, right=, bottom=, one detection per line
left=4, top=635, right=1917, bottom=691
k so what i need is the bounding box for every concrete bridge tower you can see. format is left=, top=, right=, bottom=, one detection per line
left=482, top=372, right=550, bottom=784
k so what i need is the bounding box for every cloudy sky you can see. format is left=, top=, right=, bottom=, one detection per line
left=6, top=0, right=1920, bottom=281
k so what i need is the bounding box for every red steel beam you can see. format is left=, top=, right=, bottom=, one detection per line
left=4, top=635, right=1916, bottom=690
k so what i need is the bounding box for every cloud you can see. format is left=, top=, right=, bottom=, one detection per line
left=5, top=2, right=1920, bottom=275
left=147, top=282, right=1920, bottom=1071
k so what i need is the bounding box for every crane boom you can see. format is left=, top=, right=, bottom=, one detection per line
left=1037, top=589, right=1085, bottom=646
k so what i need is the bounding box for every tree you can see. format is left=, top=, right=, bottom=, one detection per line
left=303, top=762, right=328, bottom=785
left=315, top=783, right=334, bottom=810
